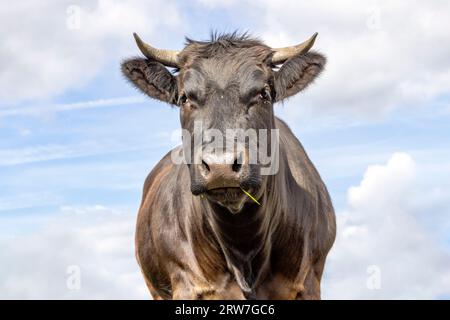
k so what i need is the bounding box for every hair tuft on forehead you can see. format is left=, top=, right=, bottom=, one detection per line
left=185, top=30, right=263, bottom=47
left=179, top=31, right=271, bottom=65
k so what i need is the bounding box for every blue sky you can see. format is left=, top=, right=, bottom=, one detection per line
left=1, top=0, right=450, bottom=299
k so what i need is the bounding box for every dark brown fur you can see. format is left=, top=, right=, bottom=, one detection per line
left=122, top=32, right=336, bottom=299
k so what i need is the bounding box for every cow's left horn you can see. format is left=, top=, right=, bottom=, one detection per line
left=133, top=33, right=180, bottom=68
left=271, top=32, right=318, bottom=64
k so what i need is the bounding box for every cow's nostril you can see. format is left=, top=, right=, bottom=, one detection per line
left=201, top=160, right=210, bottom=173
left=232, top=158, right=242, bottom=173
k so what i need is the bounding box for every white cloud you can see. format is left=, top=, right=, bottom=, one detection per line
left=0, top=141, right=127, bottom=166
left=0, top=95, right=146, bottom=118
left=195, top=1, right=450, bottom=120
left=0, top=0, right=183, bottom=104
left=0, top=192, right=62, bottom=212
left=0, top=135, right=170, bottom=167
left=0, top=205, right=148, bottom=299
left=195, top=0, right=237, bottom=8
left=323, top=153, right=450, bottom=299
left=4, top=1, right=449, bottom=120
left=258, top=1, right=450, bottom=119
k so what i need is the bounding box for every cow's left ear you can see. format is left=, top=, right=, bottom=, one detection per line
left=273, top=52, right=326, bottom=102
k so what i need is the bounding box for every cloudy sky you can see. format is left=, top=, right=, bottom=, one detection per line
left=1, top=0, right=449, bottom=299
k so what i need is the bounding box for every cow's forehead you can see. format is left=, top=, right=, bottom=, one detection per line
left=182, top=57, right=269, bottom=92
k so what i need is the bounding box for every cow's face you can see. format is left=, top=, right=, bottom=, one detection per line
left=122, top=33, right=325, bottom=214
left=176, top=47, right=277, bottom=213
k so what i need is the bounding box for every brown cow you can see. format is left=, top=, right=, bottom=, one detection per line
left=121, top=31, right=336, bottom=299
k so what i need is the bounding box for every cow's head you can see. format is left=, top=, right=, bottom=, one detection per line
left=122, top=32, right=325, bottom=214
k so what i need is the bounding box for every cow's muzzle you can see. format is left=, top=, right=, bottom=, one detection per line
left=190, top=150, right=262, bottom=212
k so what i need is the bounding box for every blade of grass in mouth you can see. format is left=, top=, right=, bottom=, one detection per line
left=240, top=187, right=261, bottom=205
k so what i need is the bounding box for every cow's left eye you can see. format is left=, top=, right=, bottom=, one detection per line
left=179, top=94, right=189, bottom=105
left=258, top=87, right=271, bottom=101
left=259, top=91, right=268, bottom=100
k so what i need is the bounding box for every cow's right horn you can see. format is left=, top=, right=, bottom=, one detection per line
left=133, top=33, right=180, bottom=68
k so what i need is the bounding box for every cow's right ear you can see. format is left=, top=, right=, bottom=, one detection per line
left=121, top=58, right=178, bottom=105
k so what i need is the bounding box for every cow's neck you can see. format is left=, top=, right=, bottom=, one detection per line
left=202, top=199, right=269, bottom=293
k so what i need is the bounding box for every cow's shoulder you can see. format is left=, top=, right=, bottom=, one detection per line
left=275, top=117, right=336, bottom=254
left=136, top=146, right=191, bottom=299
left=138, top=146, right=192, bottom=232
left=140, top=146, right=185, bottom=205
left=275, top=117, right=324, bottom=191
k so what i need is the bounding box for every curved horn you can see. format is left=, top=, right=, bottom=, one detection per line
left=271, top=32, right=318, bottom=64
left=133, top=33, right=180, bottom=68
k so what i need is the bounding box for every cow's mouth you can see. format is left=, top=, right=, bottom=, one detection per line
left=205, top=187, right=249, bottom=214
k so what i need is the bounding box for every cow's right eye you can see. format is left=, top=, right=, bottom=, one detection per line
left=179, top=94, right=189, bottom=105
left=258, top=86, right=271, bottom=102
